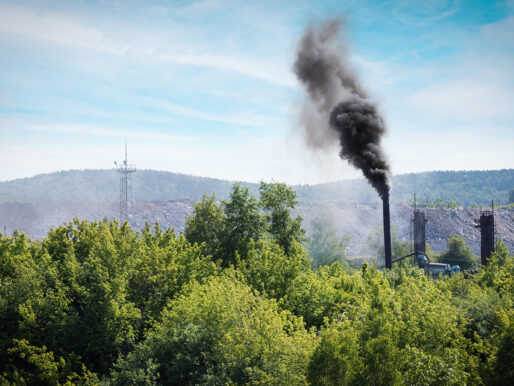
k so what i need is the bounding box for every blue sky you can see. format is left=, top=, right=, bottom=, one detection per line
left=0, top=0, right=513, bottom=183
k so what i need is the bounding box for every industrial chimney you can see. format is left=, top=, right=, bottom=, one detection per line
left=413, top=209, right=426, bottom=254
left=478, top=208, right=495, bottom=265
left=383, top=191, right=392, bottom=269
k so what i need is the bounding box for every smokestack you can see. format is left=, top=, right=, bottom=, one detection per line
left=383, top=191, right=392, bottom=269
left=413, top=209, right=426, bottom=254
left=479, top=210, right=494, bottom=265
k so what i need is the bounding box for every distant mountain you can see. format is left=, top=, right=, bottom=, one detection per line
left=296, top=169, right=514, bottom=205
left=0, top=169, right=512, bottom=206
left=0, top=169, right=255, bottom=204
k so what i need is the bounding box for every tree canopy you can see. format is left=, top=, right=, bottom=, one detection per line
left=436, top=234, right=478, bottom=270
left=0, top=182, right=512, bottom=385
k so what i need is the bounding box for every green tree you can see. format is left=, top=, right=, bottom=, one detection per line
left=308, top=263, right=474, bottom=385
left=1, top=339, right=97, bottom=385
left=283, top=263, right=359, bottom=328
left=1, top=213, right=513, bottom=385
left=509, top=189, right=514, bottom=204
left=219, top=184, right=266, bottom=266
left=238, top=239, right=310, bottom=300
left=259, top=182, right=305, bottom=255
left=436, top=235, right=477, bottom=270
left=0, top=219, right=220, bottom=380
left=307, top=319, right=361, bottom=385
left=129, top=222, right=219, bottom=328
left=488, top=307, right=514, bottom=385
left=110, top=273, right=315, bottom=385
left=184, top=193, right=226, bottom=259
left=308, top=214, right=348, bottom=268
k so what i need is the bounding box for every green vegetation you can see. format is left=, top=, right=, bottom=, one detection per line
left=1, top=169, right=512, bottom=206
left=259, top=181, right=305, bottom=255
left=414, top=199, right=459, bottom=208
left=297, top=169, right=514, bottom=205
left=110, top=273, right=314, bottom=385
left=435, top=235, right=478, bottom=270
left=0, top=182, right=513, bottom=385
left=308, top=213, right=348, bottom=268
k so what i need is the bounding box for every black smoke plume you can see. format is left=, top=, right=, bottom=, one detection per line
left=294, top=18, right=390, bottom=199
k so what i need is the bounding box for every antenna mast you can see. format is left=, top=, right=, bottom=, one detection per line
left=115, top=143, right=136, bottom=223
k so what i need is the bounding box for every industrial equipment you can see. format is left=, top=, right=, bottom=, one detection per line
left=392, top=252, right=460, bottom=276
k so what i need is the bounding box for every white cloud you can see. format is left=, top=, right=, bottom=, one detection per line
left=397, top=16, right=514, bottom=123
left=0, top=3, right=296, bottom=87
left=406, top=78, right=514, bottom=121
left=0, top=1, right=512, bottom=184
left=479, top=14, right=514, bottom=49
left=25, top=124, right=197, bottom=141
left=153, top=52, right=296, bottom=87
left=0, top=4, right=128, bottom=54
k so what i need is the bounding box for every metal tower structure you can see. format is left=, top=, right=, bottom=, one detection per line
left=475, top=200, right=495, bottom=265
left=413, top=194, right=427, bottom=255
left=115, top=143, right=136, bottom=223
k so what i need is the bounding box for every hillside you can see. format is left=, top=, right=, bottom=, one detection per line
left=0, top=169, right=253, bottom=204
left=0, top=169, right=512, bottom=205
left=295, top=169, right=514, bottom=205
left=1, top=200, right=512, bottom=256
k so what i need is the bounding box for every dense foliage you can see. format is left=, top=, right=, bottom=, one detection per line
left=1, top=169, right=512, bottom=206
left=435, top=235, right=478, bottom=270
left=0, top=183, right=512, bottom=385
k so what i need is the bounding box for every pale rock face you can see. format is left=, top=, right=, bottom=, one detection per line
left=1, top=201, right=512, bottom=256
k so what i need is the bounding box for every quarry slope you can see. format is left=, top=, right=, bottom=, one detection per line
left=1, top=201, right=512, bottom=256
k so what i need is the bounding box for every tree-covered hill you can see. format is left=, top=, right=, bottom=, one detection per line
left=295, top=169, right=514, bottom=205
left=0, top=169, right=256, bottom=204
left=0, top=168, right=512, bottom=206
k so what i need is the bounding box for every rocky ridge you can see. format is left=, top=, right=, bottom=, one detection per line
left=0, top=201, right=512, bottom=256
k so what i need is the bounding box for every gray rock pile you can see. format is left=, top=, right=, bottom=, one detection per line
left=1, top=201, right=512, bottom=256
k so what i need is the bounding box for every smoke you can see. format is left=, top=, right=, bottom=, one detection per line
left=294, top=18, right=391, bottom=199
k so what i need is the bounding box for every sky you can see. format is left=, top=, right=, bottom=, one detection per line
left=0, top=0, right=513, bottom=184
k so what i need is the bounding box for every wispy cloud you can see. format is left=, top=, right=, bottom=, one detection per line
left=399, top=14, right=514, bottom=122
left=0, top=3, right=295, bottom=87
left=26, top=124, right=197, bottom=141
left=144, top=97, right=283, bottom=129
left=0, top=4, right=128, bottom=54
left=391, top=0, right=459, bottom=26
left=0, top=0, right=512, bottom=183
left=406, top=77, right=514, bottom=121
left=153, top=52, right=296, bottom=87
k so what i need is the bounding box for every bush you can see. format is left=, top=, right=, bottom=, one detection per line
left=110, top=273, right=315, bottom=385
left=436, top=235, right=477, bottom=270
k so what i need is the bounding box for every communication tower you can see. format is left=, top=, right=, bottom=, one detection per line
left=115, top=143, right=136, bottom=223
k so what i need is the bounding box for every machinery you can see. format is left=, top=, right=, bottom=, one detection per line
left=389, top=196, right=496, bottom=276
left=392, top=252, right=460, bottom=276
left=391, top=196, right=460, bottom=276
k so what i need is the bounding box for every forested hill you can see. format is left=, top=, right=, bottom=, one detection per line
left=0, top=169, right=512, bottom=206
left=0, top=169, right=247, bottom=204
left=295, top=169, right=514, bottom=205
